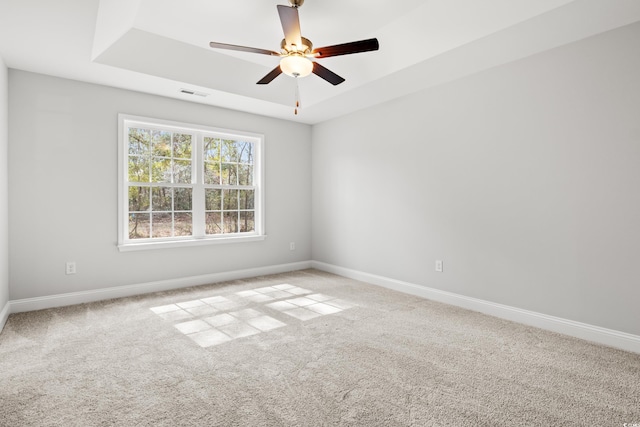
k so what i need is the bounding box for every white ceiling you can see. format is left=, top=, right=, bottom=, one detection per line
left=1, top=0, right=639, bottom=124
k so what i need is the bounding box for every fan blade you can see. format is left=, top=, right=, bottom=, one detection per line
left=209, top=41, right=280, bottom=56
left=277, top=5, right=302, bottom=48
left=312, top=38, right=379, bottom=58
left=312, top=62, right=345, bottom=86
left=257, top=66, right=283, bottom=85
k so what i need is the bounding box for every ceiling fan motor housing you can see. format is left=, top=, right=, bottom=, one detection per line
left=281, top=37, right=312, bottom=54
left=288, top=0, right=304, bottom=7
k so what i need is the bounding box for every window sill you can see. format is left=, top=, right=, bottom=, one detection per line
left=118, top=235, right=267, bottom=252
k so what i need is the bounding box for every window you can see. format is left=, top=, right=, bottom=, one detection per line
left=118, top=114, right=264, bottom=251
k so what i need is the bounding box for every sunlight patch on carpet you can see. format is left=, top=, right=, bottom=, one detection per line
left=149, top=285, right=356, bottom=348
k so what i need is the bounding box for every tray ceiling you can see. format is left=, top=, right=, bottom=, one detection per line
left=1, top=0, right=639, bottom=124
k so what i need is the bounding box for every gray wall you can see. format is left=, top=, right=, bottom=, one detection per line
left=0, top=57, right=8, bottom=312
left=6, top=23, right=640, bottom=337
left=312, top=22, right=640, bottom=336
left=8, top=71, right=312, bottom=300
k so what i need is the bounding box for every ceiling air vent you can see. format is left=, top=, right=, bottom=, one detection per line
left=180, top=88, right=209, bottom=97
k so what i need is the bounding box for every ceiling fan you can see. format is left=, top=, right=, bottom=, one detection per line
left=209, top=0, right=379, bottom=113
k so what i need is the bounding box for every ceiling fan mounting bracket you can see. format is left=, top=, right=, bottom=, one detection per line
left=288, top=0, right=304, bottom=8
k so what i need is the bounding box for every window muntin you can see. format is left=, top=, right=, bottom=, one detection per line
left=118, top=115, right=263, bottom=249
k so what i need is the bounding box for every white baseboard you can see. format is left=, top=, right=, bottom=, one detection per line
left=8, top=261, right=312, bottom=315
left=0, top=300, right=9, bottom=333
left=311, top=261, right=640, bottom=354
left=5, top=259, right=639, bottom=355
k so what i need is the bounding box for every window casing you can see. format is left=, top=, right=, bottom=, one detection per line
left=118, top=114, right=264, bottom=251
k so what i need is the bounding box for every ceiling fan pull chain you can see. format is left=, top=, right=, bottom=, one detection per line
left=294, top=76, right=301, bottom=115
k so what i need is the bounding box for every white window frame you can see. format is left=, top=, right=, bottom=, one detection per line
left=117, top=114, right=265, bottom=251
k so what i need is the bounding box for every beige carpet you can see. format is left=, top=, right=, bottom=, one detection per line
left=0, top=269, right=638, bottom=426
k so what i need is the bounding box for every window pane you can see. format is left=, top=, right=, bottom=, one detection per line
left=174, top=213, right=192, bottom=236
left=151, top=158, right=172, bottom=183
left=223, top=189, right=238, bottom=210
left=152, top=130, right=171, bottom=157
left=152, top=187, right=172, bottom=211
left=152, top=213, right=172, bottom=237
left=238, top=189, right=254, bottom=210
left=128, top=156, right=150, bottom=182
left=222, top=163, right=238, bottom=185
left=174, top=187, right=192, bottom=211
left=204, top=137, right=220, bottom=161
left=128, top=186, right=150, bottom=211
left=238, top=141, right=253, bottom=164
left=239, top=211, right=255, bottom=232
left=174, top=160, right=192, bottom=184
left=221, top=140, right=240, bottom=162
left=205, top=189, right=222, bottom=211
left=128, top=128, right=150, bottom=156
left=206, top=212, right=222, bottom=235
left=204, top=161, right=221, bottom=185
left=223, top=211, right=238, bottom=233
left=173, top=133, right=192, bottom=159
left=129, top=213, right=150, bottom=239
left=238, top=165, right=253, bottom=186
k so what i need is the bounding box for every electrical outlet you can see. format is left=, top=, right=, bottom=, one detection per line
left=66, top=261, right=76, bottom=275
left=435, top=260, right=443, bottom=272
left=290, top=242, right=296, bottom=251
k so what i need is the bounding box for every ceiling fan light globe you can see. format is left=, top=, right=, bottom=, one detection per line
left=280, top=55, right=313, bottom=78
